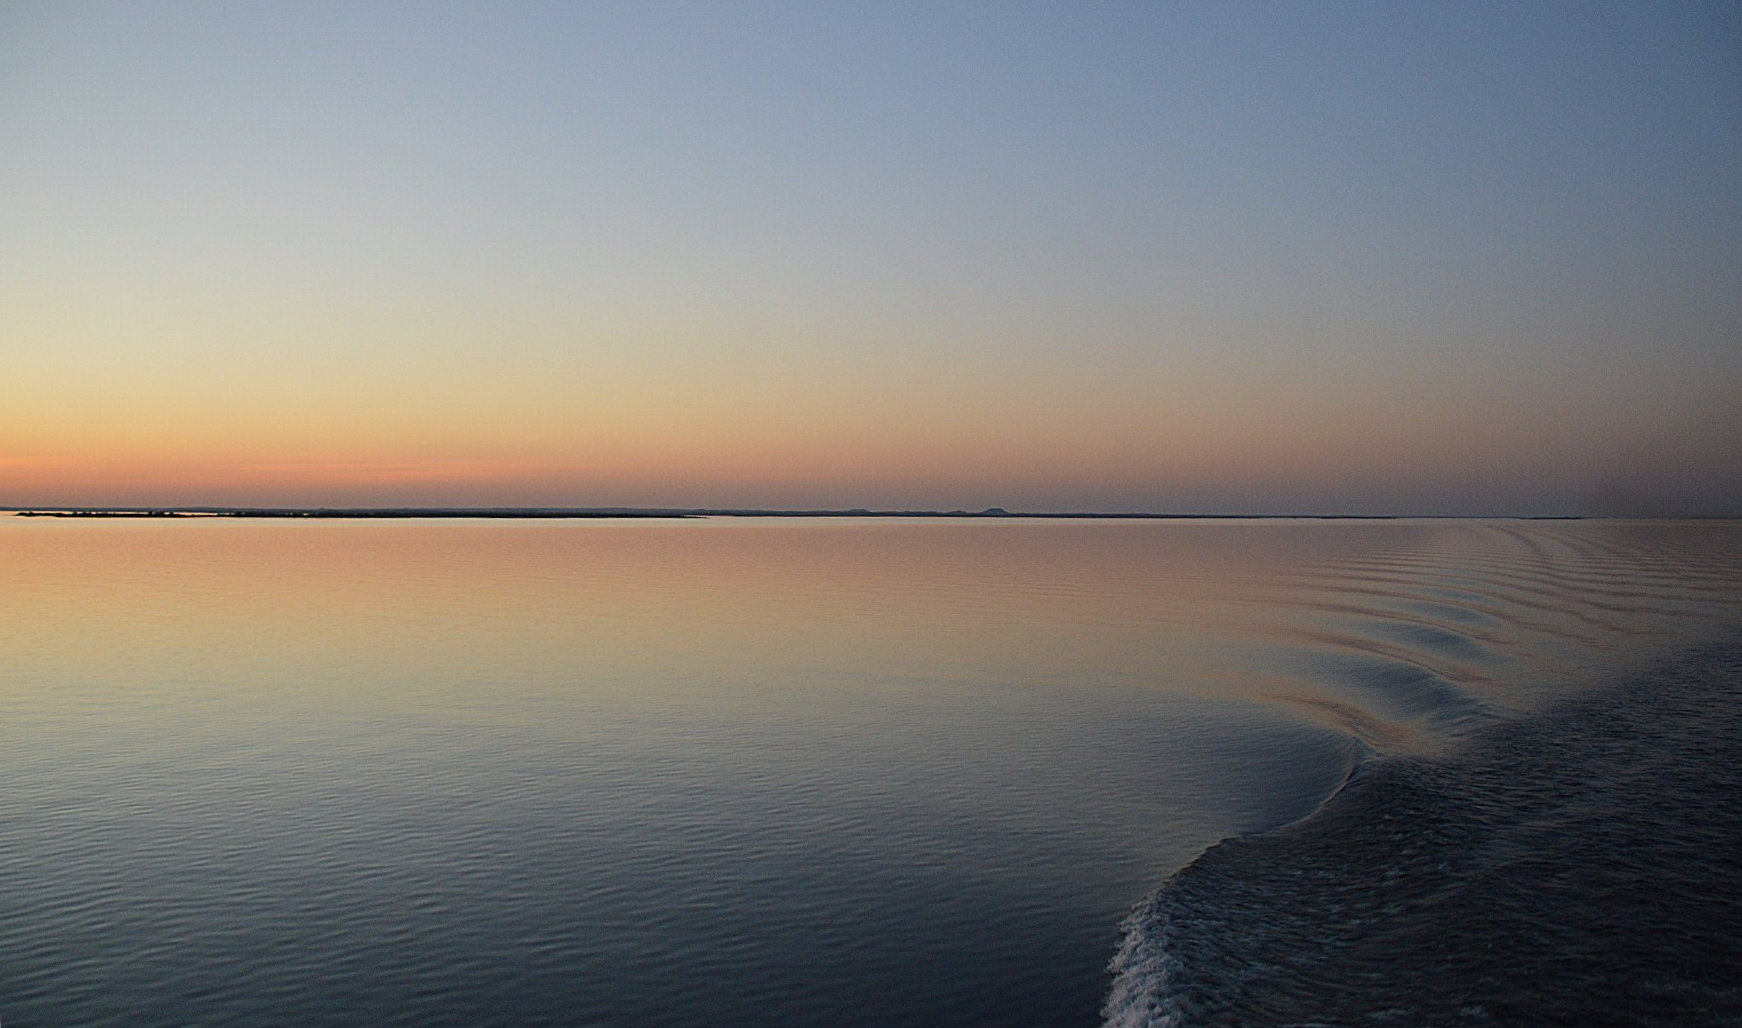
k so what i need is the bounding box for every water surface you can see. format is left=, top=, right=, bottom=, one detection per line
left=1, top=517, right=1737, bottom=1025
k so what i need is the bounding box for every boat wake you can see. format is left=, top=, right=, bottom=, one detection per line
left=1103, top=641, right=1742, bottom=1027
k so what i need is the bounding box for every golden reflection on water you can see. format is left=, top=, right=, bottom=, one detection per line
left=2, top=516, right=1736, bottom=749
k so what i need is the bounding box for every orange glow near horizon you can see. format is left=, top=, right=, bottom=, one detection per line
left=4, top=210, right=1738, bottom=513
left=5, top=369, right=1738, bottom=514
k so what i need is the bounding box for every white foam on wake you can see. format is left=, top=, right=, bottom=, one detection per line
left=1100, top=894, right=1181, bottom=1028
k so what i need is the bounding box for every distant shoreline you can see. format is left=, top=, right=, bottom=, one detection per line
left=2, top=507, right=1591, bottom=520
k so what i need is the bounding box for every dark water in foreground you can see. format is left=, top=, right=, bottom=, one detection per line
left=0, top=518, right=1738, bottom=1026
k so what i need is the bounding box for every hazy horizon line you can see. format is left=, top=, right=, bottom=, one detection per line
left=10, top=505, right=1730, bottom=521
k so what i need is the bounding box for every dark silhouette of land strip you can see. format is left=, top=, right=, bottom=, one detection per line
left=3, top=507, right=1587, bottom=520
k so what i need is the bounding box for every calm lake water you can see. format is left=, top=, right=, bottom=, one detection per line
left=1, top=517, right=1738, bottom=1026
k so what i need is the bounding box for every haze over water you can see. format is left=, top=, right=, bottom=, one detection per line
left=2, top=516, right=1737, bottom=1026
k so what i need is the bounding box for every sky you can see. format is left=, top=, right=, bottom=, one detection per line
left=2, top=1, right=1738, bottom=515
